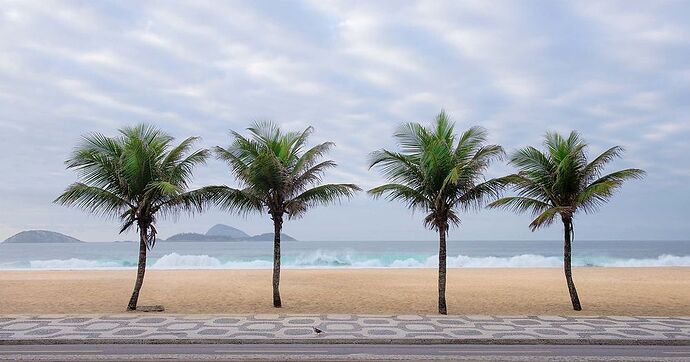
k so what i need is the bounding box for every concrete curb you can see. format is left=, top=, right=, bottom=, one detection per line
left=2, top=338, right=690, bottom=346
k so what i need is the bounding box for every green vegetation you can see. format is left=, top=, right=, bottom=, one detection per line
left=212, top=121, right=360, bottom=307
left=368, top=111, right=506, bottom=314
left=488, top=131, right=645, bottom=310
left=53, top=120, right=645, bottom=313
left=55, top=125, right=216, bottom=310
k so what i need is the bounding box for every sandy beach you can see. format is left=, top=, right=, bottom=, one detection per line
left=1, top=268, right=688, bottom=315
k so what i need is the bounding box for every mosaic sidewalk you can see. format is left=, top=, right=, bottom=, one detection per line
left=1, top=315, right=689, bottom=345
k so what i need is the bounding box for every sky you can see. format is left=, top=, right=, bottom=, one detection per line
left=0, top=0, right=688, bottom=242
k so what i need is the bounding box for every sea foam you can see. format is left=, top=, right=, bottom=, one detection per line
left=10, top=251, right=690, bottom=270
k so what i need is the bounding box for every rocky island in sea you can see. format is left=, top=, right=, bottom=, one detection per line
left=2, top=230, right=83, bottom=243
left=164, top=224, right=296, bottom=242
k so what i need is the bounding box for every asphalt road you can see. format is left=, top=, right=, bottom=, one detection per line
left=1, top=343, right=689, bottom=361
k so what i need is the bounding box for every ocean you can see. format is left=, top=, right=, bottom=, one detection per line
left=0, top=240, right=688, bottom=270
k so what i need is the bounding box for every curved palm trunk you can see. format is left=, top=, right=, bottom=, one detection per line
left=127, top=225, right=148, bottom=311
left=438, top=225, right=448, bottom=315
left=272, top=216, right=283, bottom=308
left=563, top=217, right=582, bottom=311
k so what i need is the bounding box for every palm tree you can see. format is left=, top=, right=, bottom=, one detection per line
left=488, top=131, right=645, bottom=311
left=213, top=121, right=360, bottom=307
left=55, top=124, right=215, bottom=311
left=368, top=111, right=505, bottom=314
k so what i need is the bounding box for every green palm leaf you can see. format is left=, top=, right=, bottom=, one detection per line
left=368, top=110, right=505, bottom=315
left=213, top=121, right=360, bottom=308
left=55, top=123, right=212, bottom=311
left=490, top=130, right=645, bottom=311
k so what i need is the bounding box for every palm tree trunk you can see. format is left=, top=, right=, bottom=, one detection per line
left=438, top=225, right=448, bottom=315
left=127, top=225, right=148, bottom=311
left=272, top=216, right=283, bottom=308
left=563, top=217, right=582, bottom=311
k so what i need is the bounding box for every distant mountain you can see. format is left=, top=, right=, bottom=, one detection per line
left=165, top=232, right=209, bottom=242
left=206, top=224, right=250, bottom=239
left=164, top=225, right=296, bottom=242
left=3, top=230, right=83, bottom=244
left=246, top=233, right=296, bottom=241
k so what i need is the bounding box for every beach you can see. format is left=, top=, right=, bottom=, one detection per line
left=0, top=268, right=688, bottom=315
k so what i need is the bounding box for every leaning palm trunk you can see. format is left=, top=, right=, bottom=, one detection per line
left=488, top=131, right=645, bottom=311
left=127, top=225, right=148, bottom=311
left=562, top=217, right=581, bottom=311
left=56, top=124, right=215, bottom=311
left=272, top=215, right=283, bottom=308
left=438, top=225, right=448, bottom=315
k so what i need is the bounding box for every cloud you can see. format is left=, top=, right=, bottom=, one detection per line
left=0, top=0, right=688, bottom=242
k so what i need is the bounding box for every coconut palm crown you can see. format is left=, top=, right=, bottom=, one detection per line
left=55, top=124, right=215, bottom=310
left=368, top=111, right=506, bottom=314
left=213, top=121, right=361, bottom=307
left=488, top=131, right=645, bottom=310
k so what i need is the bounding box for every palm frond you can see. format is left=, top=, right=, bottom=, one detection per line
left=286, top=183, right=360, bottom=219
left=581, top=146, right=624, bottom=183
left=293, top=142, right=335, bottom=175
left=454, top=177, right=509, bottom=211
left=370, top=111, right=503, bottom=232
left=368, top=183, right=429, bottom=210
left=577, top=168, right=646, bottom=213
left=54, top=182, right=132, bottom=217
left=58, top=124, right=211, bottom=250
left=292, top=160, right=337, bottom=191
left=487, top=196, right=551, bottom=216
left=529, top=207, right=565, bottom=231
left=155, top=186, right=222, bottom=217
left=499, top=130, right=644, bottom=231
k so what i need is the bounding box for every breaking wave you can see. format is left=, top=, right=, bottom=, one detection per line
left=6, top=251, right=690, bottom=270
left=28, top=258, right=129, bottom=269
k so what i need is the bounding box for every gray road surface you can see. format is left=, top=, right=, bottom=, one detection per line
left=1, top=343, right=690, bottom=361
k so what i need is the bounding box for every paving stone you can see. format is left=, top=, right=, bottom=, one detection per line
left=281, top=328, right=314, bottom=336
left=447, top=329, right=483, bottom=336
left=2, top=322, right=42, bottom=331
left=253, top=314, right=280, bottom=320
left=212, top=318, right=243, bottom=325
left=198, top=328, right=229, bottom=335
left=510, top=319, right=543, bottom=326
left=59, top=318, right=90, bottom=324
left=561, top=323, right=597, bottom=331
left=324, top=323, right=356, bottom=331
left=325, top=314, right=352, bottom=321
left=481, top=324, right=516, bottom=331
left=284, top=317, right=318, bottom=325
left=404, top=323, right=436, bottom=331
left=533, top=328, right=569, bottom=335
left=360, top=318, right=397, bottom=326
left=25, top=328, right=61, bottom=336
left=618, top=329, right=653, bottom=336
left=136, top=318, right=166, bottom=324
left=0, top=314, right=687, bottom=343
left=112, top=328, right=147, bottom=336
left=81, top=322, right=121, bottom=331
left=246, top=323, right=278, bottom=330
left=639, top=323, right=677, bottom=331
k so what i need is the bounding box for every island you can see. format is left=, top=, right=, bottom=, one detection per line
left=164, top=224, right=297, bottom=242
left=2, top=230, right=83, bottom=243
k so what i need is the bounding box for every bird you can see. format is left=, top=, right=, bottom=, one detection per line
left=312, top=326, right=323, bottom=334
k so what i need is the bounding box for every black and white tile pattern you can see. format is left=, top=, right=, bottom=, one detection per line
left=1, top=315, right=689, bottom=343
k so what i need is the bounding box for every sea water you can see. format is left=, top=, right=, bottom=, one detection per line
left=0, top=240, right=688, bottom=270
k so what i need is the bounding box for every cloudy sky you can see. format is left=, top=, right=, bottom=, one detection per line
left=1, top=0, right=688, bottom=242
